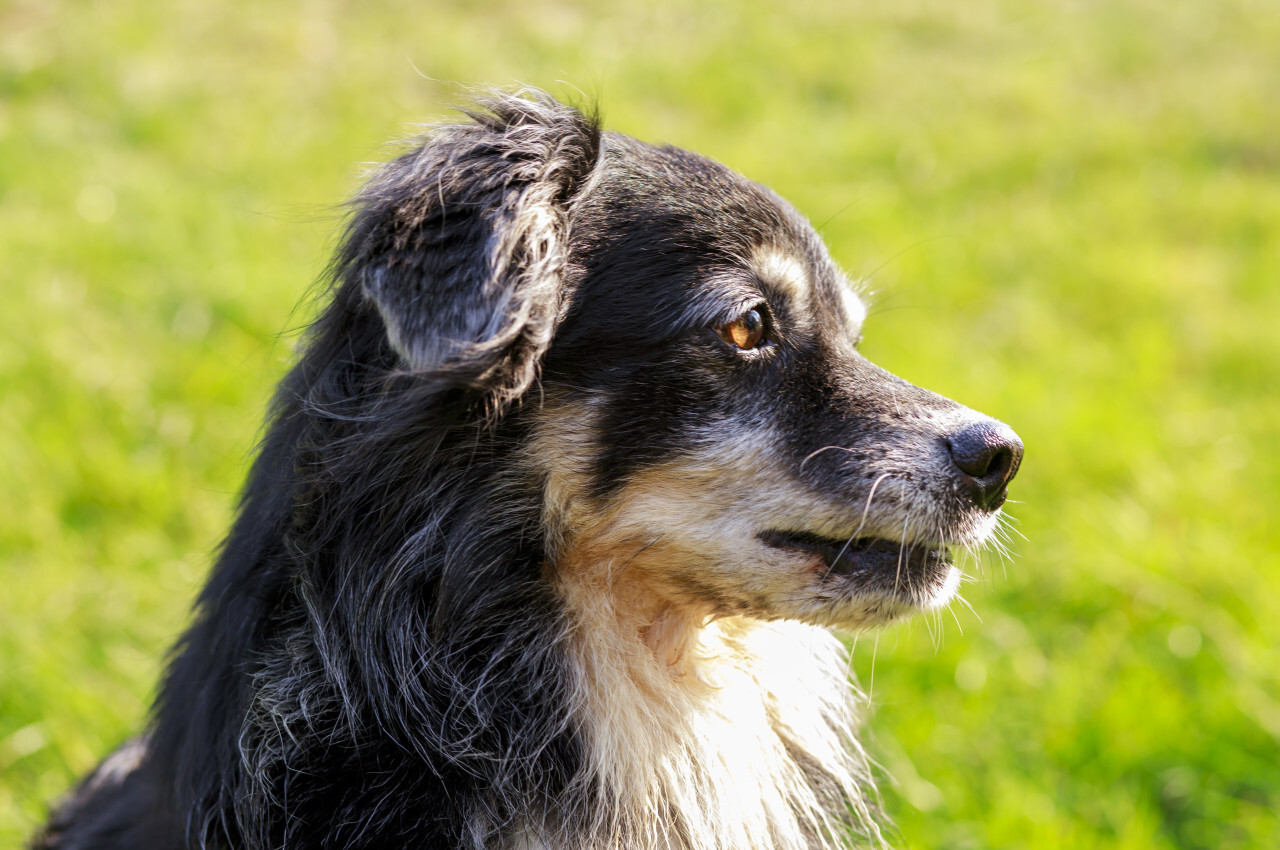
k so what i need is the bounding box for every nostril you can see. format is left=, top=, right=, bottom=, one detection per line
left=946, top=420, right=1024, bottom=510
left=984, top=446, right=1013, bottom=482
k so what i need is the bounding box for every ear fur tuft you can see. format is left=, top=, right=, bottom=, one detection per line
left=341, top=90, right=602, bottom=404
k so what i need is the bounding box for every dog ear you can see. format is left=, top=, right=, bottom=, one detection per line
left=341, top=92, right=601, bottom=403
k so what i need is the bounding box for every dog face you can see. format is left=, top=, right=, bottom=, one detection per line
left=352, top=94, right=1021, bottom=635
left=528, top=136, right=1022, bottom=631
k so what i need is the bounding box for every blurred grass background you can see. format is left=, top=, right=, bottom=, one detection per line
left=2, top=0, right=1278, bottom=847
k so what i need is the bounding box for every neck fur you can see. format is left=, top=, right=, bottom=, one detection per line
left=552, top=550, right=885, bottom=850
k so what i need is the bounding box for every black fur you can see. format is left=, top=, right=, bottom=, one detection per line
left=40, top=93, right=604, bottom=850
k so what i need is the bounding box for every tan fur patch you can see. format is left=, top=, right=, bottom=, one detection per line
left=751, top=248, right=811, bottom=305
left=528, top=395, right=963, bottom=635
left=522, top=398, right=887, bottom=847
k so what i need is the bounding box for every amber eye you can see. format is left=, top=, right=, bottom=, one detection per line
left=715, top=308, right=767, bottom=350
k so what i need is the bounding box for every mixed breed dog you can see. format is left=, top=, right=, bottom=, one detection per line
left=38, top=92, right=1022, bottom=849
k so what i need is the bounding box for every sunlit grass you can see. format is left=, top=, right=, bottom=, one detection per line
left=3, top=0, right=1278, bottom=846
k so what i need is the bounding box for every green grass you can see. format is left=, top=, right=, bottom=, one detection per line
left=2, top=1, right=1278, bottom=846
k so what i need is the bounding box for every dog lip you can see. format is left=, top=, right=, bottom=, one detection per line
left=757, top=529, right=951, bottom=578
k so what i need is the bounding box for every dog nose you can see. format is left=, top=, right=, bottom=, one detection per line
left=945, top=420, right=1023, bottom=511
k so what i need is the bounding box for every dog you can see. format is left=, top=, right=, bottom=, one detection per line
left=36, top=91, right=1022, bottom=850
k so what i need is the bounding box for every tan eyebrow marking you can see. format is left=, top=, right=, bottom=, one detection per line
left=751, top=249, right=810, bottom=303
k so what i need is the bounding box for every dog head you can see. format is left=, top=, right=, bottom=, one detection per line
left=345, top=91, right=1022, bottom=634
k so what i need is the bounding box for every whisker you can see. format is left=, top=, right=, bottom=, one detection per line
left=925, top=607, right=940, bottom=651
left=824, top=472, right=893, bottom=578
left=893, top=512, right=909, bottom=596
left=868, top=634, right=880, bottom=702
left=953, top=592, right=981, bottom=623
left=800, top=444, right=859, bottom=472
left=853, top=473, right=892, bottom=540
left=609, top=535, right=666, bottom=586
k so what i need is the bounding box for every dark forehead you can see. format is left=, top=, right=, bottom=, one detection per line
left=569, top=134, right=848, bottom=307
left=578, top=134, right=806, bottom=254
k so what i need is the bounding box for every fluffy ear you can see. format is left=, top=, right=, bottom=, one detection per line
left=340, top=91, right=602, bottom=402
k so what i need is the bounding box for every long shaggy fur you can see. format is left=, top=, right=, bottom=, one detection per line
left=37, top=90, right=1021, bottom=850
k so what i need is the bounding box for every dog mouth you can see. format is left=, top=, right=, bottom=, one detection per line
left=758, top=529, right=952, bottom=583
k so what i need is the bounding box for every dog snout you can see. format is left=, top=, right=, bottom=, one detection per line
left=945, top=420, right=1024, bottom=511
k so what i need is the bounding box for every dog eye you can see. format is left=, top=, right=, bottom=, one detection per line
left=715, top=308, right=767, bottom=351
